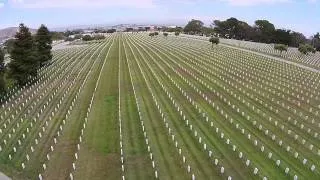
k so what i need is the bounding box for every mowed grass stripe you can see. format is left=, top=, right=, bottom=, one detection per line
left=126, top=35, right=226, bottom=180
left=0, top=43, right=101, bottom=177
left=73, top=35, right=121, bottom=180
left=120, top=35, right=155, bottom=179
left=20, top=42, right=110, bottom=179
left=41, top=39, right=113, bottom=180
left=125, top=37, right=189, bottom=180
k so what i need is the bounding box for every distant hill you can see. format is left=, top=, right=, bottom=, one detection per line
left=0, top=27, right=36, bottom=42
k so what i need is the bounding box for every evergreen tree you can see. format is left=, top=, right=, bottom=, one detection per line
left=35, top=24, right=52, bottom=66
left=0, top=48, right=5, bottom=92
left=9, top=23, right=38, bottom=86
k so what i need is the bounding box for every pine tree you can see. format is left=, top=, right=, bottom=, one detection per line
left=9, top=23, right=39, bottom=86
left=35, top=24, right=52, bottom=66
left=0, top=48, right=5, bottom=92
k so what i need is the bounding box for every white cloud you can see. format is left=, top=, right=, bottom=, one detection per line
left=220, top=0, right=290, bottom=6
left=221, top=0, right=291, bottom=6
left=8, top=0, right=155, bottom=8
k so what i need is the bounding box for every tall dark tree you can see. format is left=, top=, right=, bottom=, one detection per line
left=0, top=48, right=4, bottom=70
left=213, top=18, right=254, bottom=40
left=184, top=19, right=204, bottom=34
left=9, top=23, right=38, bottom=86
left=254, top=20, right=275, bottom=43
left=273, top=29, right=291, bottom=45
left=35, top=24, right=53, bottom=66
left=3, top=39, right=16, bottom=54
left=202, top=26, right=215, bottom=36
left=312, top=32, right=320, bottom=51
left=290, top=32, right=306, bottom=47
left=0, top=48, right=5, bottom=92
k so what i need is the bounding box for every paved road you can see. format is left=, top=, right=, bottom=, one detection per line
left=181, top=36, right=320, bottom=74
left=0, top=173, right=10, bottom=180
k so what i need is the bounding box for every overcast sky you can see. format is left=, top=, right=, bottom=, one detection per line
left=0, top=0, right=319, bottom=37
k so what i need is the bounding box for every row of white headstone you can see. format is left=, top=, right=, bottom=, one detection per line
left=36, top=41, right=110, bottom=180
left=162, top=38, right=320, bottom=161
left=0, top=44, right=98, bottom=120
left=0, top=48, right=73, bottom=113
left=129, top=38, right=234, bottom=179
left=1, top=44, right=101, bottom=165
left=159, top=39, right=314, bottom=176
left=180, top=34, right=320, bottom=102
left=62, top=40, right=112, bottom=180
left=180, top=53, right=320, bottom=153
left=141, top=35, right=316, bottom=177
left=150, top=42, right=266, bottom=178
left=175, top=50, right=320, bottom=170
left=124, top=41, right=160, bottom=179
left=128, top=40, right=199, bottom=179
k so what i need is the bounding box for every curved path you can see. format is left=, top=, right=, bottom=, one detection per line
left=181, top=36, right=320, bottom=74
left=0, top=173, right=10, bottom=180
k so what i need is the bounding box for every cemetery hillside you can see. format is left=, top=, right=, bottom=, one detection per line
left=1, top=1, right=320, bottom=180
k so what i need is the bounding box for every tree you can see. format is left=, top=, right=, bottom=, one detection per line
left=298, top=44, right=315, bottom=55
left=107, top=29, right=116, bottom=33
left=126, top=28, right=134, bottom=32
left=290, top=32, right=306, bottom=47
left=74, top=34, right=83, bottom=39
left=50, top=32, right=65, bottom=40
left=35, top=24, right=53, bottom=67
left=154, top=32, right=159, bottom=36
left=3, top=39, right=16, bottom=54
left=0, top=48, right=4, bottom=70
left=274, top=44, right=288, bottom=55
left=175, top=32, right=180, bottom=36
left=82, top=35, right=93, bottom=41
left=312, top=32, right=320, bottom=51
left=209, top=37, right=220, bottom=47
left=0, top=48, right=5, bottom=92
left=9, top=23, right=39, bottom=85
left=65, top=37, right=75, bottom=42
left=149, top=32, right=155, bottom=38
left=163, top=32, right=168, bottom=38
left=212, top=18, right=253, bottom=40
left=93, top=35, right=105, bottom=40
left=184, top=19, right=204, bottom=34
left=254, top=20, right=275, bottom=43
left=273, top=29, right=291, bottom=45
left=202, top=27, right=215, bottom=37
